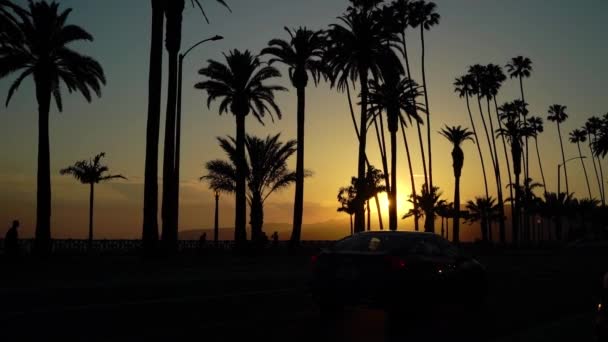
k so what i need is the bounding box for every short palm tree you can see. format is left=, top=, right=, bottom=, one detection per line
left=202, top=134, right=298, bottom=243
left=569, top=129, right=592, bottom=199
left=465, top=196, right=500, bottom=243
left=337, top=179, right=357, bottom=235
left=60, top=153, right=125, bottom=252
left=261, top=27, right=325, bottom=247
left=1, top=1, right=106, bottom=255
left=196, top=50, right=285, bottom=244
left=547, top=104, right=569, bottom=194
left=439, top=125, right=474, bottom=243
left=325, top=6, right=397, bottom=233
left=404, top=184, right=445, bottom=233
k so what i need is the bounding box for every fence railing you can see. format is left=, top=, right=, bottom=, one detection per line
left=0, top=239, right=334, bottom=255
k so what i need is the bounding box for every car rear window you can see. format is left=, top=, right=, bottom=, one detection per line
left=333, top=234, right=421, bottom=253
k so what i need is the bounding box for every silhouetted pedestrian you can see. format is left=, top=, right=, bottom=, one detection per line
left=4, top=220, right=20, bottom=257
left=199, top=232, right=207, bottom=253
left=271, top=231, right=279, bottom=248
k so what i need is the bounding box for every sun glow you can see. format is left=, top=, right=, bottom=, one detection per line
left=369, top=183, right=414, bottom=229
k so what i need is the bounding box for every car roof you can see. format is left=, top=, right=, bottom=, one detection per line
left=348, top=231, right=438, bottom=239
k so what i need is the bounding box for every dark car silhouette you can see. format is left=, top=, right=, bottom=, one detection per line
left=310, top=231, right=486, bottom=315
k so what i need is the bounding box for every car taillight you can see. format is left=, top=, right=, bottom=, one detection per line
left=386, top=256, right=406, bottom=270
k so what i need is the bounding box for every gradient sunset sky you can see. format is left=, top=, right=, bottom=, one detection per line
left=1, top=0, right=607, bottom=240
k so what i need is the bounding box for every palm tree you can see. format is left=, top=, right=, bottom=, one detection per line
left=465, top=196, right=500, bottom=243
left=363, top=165, right=387, bottom=230
left=469, top=64, right=507, bottom=244
left=454, top=75, right=489, bottom=198
left=196, top=50, right=285, bottom=245
left=541, top=192, right=573, bottom=241
left=410, top=0, right=440, bottom=193
left=261, top=27, right=325, bottom=248
left=569, top=129, right=592, bottom=199
left=547, top=104, right=570, bottom=194
left=506, top=56, right=532, bottom=108
left=60, top=153, right=125, bottom=252
left=586, top=117, right=605, bottom=205
left=497, top=102, right=526, bottom=243
left=527, top=116, right=547, bottom=196
left=1, top=1, right=106, bottom=255
left=202, top=134, right=298, bottom=243
left=367, top=74, right=424, bottom=231
left=161, top=0, right=230, bottom=252
left=325, top=6, right=398, bottom=233
left=159, top=0, right=184, bottom=252
left=404, top=184, right=445, bottom=232
left=393, top=0, right=429, bottom=202
left=337, top=180, right=358, bottom=235
left=506, top=57, right=533, bottom=187
left=439, top=125, right=474, bottom=243
left=142, top=0, right=165, bottom=255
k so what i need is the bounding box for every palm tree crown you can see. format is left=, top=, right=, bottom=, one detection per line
left=60, top=153, right=126, bottom=184
left=1, top=1, right=106, bottom=109
left=547, top=104, right=568, bottom=124
left=506, top=56, right=532, bottom=80
left=195, top=49, right=286, bottom=123
left=261, top=27, right=325, bottom=89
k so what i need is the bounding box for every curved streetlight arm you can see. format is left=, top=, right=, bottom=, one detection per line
left=560, top=155, right=586, bottom=166
left=181, top=35, right=223, bottom=59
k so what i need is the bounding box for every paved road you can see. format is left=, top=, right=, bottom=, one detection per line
left=0, top=252, right=603, bottom=341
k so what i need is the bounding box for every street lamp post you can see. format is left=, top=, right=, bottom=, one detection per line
left=557, top=156, right=586, bottom=194
left=174, top=35, right=223, bottom=229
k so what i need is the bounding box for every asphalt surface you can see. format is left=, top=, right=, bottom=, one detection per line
left=0, top=251, right=604, bottom=341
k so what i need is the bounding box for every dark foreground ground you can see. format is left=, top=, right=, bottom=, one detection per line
left=0, top=247, right=605, bottom=342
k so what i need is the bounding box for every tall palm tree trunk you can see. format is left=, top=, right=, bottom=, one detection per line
left=401, top=33, right=428, bottom=196
left=534, top=137, right=548, bottom=196
left=420, top=27, right=433, bottom=197
left=346, top=83, right=384, bottom=229
left=401, top=34, right=424, bottom=230
left=588, top=136, right=604, bottom=204
left=468, top=95, right=489, bottom=198
left=367, top=200, right=371, bottom=231
left=250, top=194, right=264, bottom=242
left=235, top=113, right=247, bottom=243
left=161, top=0, right=184, bottom=252
left=557, top=122, right=569, bottom=194
left=142, top=0, right=164, bottom=254
left=88, top=183, right=94, bottom=252
left=354, top=69, right=369, bottom=233
left=389, top=127, right=398, bottom=231
left=485, top=99, right=507, bottom=242
left=576, top=142, right=592, bottom=198
left=291, top=86, right=305, bottom=246
left=34, top=75, right=52, bottom=256
left=453, top=175, right=461, bottom=243
left=494, top=98, right=514, bottom=220
left=400, top=119, right=419, bottom=231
